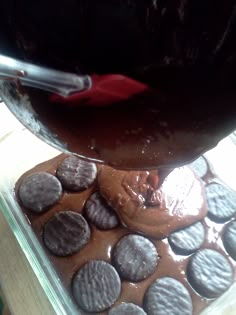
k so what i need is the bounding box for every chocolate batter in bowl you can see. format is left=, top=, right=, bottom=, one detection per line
left=0, top=0, right=236, bottom=169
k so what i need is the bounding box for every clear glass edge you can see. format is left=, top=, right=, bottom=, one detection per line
left=0, top=188, right=80, bottom=315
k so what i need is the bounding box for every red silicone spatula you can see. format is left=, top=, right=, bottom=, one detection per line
left=50, top=74, right=149, bottom=107
left=0, top=54, right=149, bottom=107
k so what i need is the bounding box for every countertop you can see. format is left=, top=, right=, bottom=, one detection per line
left=0, top=101, right=56, bottom=315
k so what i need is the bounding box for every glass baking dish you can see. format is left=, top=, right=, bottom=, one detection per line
left=0, top=103, right=236, bottom=315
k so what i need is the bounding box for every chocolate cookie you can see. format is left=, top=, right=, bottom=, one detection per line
left=18, top=172, right=62, bottom=213
left=168, top=222, right=205, bottom=255
left=108, top=303, right=146, bottom=315
left=43, top=211, right=91, bottom=256
left=189, top=156, right=208, bottom=178
left=85, top=192, right=119, bottom=229
left=223, top=221, right=236, bottom=261
left=187, top=249, right=233, bottom=298
left=72, top=260, right=121, bottom=312
left=144, top=277, right=192, bottom=315
left=206, top=183, right=236, bottom=222
left=112, top=234, right=158, bottom=282
left=56, top=155, right=97, bottom=191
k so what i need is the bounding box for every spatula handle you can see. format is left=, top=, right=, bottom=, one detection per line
left=0, top=54, right=91, bottom=97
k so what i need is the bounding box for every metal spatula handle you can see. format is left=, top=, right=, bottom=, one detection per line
left=0, top=54, right=91, bottom=97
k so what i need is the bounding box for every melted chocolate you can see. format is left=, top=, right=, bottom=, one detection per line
left=15, top=154, right=236, bottom=315
left=1, top=1, right=236, bottom=169
left=22, top=88, right=236, bottom=169
left=98, top=165, right=207, bottom=238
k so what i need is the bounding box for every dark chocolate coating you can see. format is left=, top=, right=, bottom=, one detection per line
left=187, top=249, right=233, bottom=298
left=144, top=277, right=192, bottom=315
left=43, top=211, right=91, bottom=256
left=56, top=155, right=97, bottom=191
left=72, top=260, right=121, bottom=313
left=108, top=303, right=146, bottom=315
left=206, top=183, right=236, bottom=222
left=168, top=222, right=205, bottom=255
left=84, top=192, right=119, bottom=230
left=112, top=234, right=159, bottom=282
left=223, top=220, right=236, bottom=261
left=18, top=172, right=62, bottom=213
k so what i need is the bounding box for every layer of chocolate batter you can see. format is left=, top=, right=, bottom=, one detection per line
left=98, top=165, right=207, bottom=238
left=15, top=154, right=236, bottom=315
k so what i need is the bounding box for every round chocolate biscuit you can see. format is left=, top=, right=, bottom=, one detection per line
left=112, top=234, right=158, bottom=282
left=43, top=211, right=91, bottom=256
left=72, top=260, right=121, bottom=312
left=187, top=249, right=233, bottom=298
left=168, top=222, right=205, bottom=255
left=56, top=155, right=97, bottom=191
left=108, top=303, right=146, bottom=315
left=85, top=192, right=119, bottom=229
left=223, top=221, right=236, bottom=261
left=18, top=172, right=62, bottom=213
left=144, top=277, right=192, bottom=315
left=206, top=183, right=236, bottom=222
left=189, top=156, right=208, bottom=178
